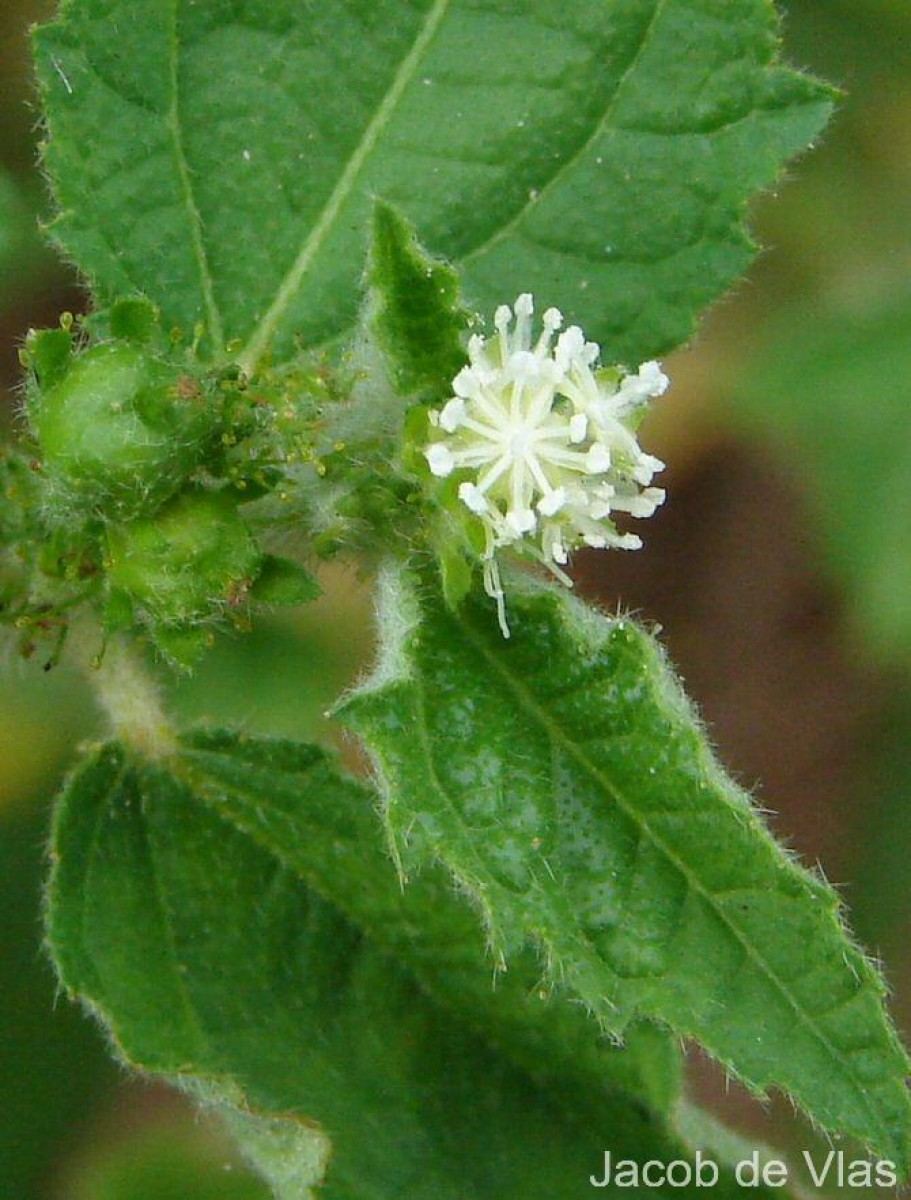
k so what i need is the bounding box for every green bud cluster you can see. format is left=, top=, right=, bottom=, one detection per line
left=104, top=490, right=261, bottom=667
left=27, top=339, right=215, bottom=518
left=8, top=302, right=318, bottom=668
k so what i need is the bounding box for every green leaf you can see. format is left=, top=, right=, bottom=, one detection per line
left=249, top=555, right=321, bottom=608
left=108, top=295, right=165, bottom=345
left=22, top=325, right=74, bottom=389
left=367, top=200, right=468, bottom=399
left=731, top=296, right=911, bottom=664
left=48, top=731, right=791, bottom=1199
left=189, top=1083, right=328, bottom=1200
left=33, top=0, right=833, bottom=369
left=336, top=566, right=911, bottom=1172
left=176, top=732, right=683, bottom=1119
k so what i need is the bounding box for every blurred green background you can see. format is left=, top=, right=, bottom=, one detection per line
left=2, top=1, right=910, bottom=1195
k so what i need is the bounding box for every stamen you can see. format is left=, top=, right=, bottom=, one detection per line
left=422, top=294, right=668, bottom=635
left=426, top=443, right=455, bottom=477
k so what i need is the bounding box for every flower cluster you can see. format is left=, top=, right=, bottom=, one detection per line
left=424, top=294, right=668, bottom=634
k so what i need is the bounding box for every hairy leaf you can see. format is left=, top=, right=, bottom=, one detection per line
left=34, top=0, right=833, bottom=368
left=367, top=200, right=468, bottom=400
left=48, top=732, right=791, bottom=1199
left=336, top=566, right=911, bottom=1172
left=176, top=730, right=681, bottom=1114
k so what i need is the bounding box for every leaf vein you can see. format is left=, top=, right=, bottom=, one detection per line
left=460, top=0, right=669, bottom=269
left=454, top=607, right=892, bottom=1130
left=237, top=0, right=453, bottom=375
left=168, top=0, right=225, bottom=349
left=137, top=776, right=212, bottom=1061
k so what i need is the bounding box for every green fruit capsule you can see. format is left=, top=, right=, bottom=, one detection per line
left=28, top=341, right=218, bottom=517
left=106, top=490, right=261, bottom=629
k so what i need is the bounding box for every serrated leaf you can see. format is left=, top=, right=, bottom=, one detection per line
left=47, top=731, right=792, bottom=1199
left=336, top=566, right=911, bottom=1173
left=367, top=200, right=467, bottom=399
left=176, top=730, right=681, bottom=1116
left=188, top=1083, right=328, bottom=1200
left=34, top=0, right=833, bottom=369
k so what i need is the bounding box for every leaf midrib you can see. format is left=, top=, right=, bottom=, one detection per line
left=167, top=0, right=224, bottom=349
left=410, top=672, right=610, bottom=978
left=460, top=0, right=668, bottom=269
left=236, top=0, right=453, bottom=375
left=451, top=605, right=897, bottom=1144
left=178, top=743, right=499, bottom=987
left=300, top=0, right=670, bottom=364
left=131, top=762, right=214, bottom=1062
left=176, top=744, right=637, bottom=1197
left=60, top=751, right=212, bottom=1067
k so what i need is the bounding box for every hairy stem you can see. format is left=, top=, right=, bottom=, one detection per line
left=79, top=631, right=177, bottom=759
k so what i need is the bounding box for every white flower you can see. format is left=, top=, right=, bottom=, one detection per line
left=425, top=294, right=668, bottom=635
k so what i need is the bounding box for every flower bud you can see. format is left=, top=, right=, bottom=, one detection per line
left=28, top=341, right=218, bottom=518
left=106, top=489, right=260, bottom=631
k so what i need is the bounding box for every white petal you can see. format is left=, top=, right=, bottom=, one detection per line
left=615, top=488, right=665, bottom=517
left=551, top=538, right=569, bottom=565
left=458, top=481, right=488, bottom=514
left=506, top=507, right=536, bottom=535
left=569, top=412, right=588, bottom=443
left=632, top=452, right=665, bottom=485
left=426, top=443, right=455, bottom=477
left=538, top=357, right=563, bottom=386
left=584, top=443, right=612, bottom=474
left=452, top=367, right=481, bottom=399
left=556, top=326, right=585, bottom=364
left=508, top=350, right=540, bottom=381
left=618, top=361, right=669, bottom=405
left=467, top=333, right=486, bottom=363
left=537, top=487, right=567, bottom=517
left=439, top=397, right=466, bottom=432
left=639, top=360, right=669, bottom=396
left=638, top=486, right=666, bottom=514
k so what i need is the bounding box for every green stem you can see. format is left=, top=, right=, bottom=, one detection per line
left=81, top=632, right=177, bottom=760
